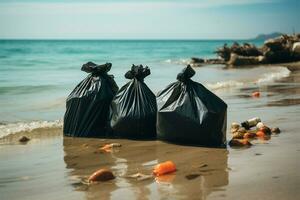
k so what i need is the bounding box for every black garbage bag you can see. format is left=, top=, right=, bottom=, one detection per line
left=156, top=65, right=227, bottom=147
left=110, top=64, right=157, bottom=139
left=63, top=62, right=119, bottom=137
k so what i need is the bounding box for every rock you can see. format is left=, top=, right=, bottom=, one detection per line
left=264, top=38, right=284, bottom=51
left=191, top=57, right=204, bottom=63
left=243, top=132, right=256, bottom=139
left=232, top=132, right=245, bottom=139
left=229, top=139, right=252, bottom=147
left=227, top=53, right=262, bottom=66
left=185, top=174, right=200, bottom=180
left=205, top=58, right=225, bottom=64
left=19, top=136, right=30, bottom=143
left=238, top=127, right=247, bottom=133
left=264, top=48, right=292, bottom=63
left=292, top=42, right=300, bottom=58
left=231, top=122, right=240, bottom=129
left=259, top=126, right=272, bottom=135
left=88, top=169, right=115, bottom=183
left=271, top=127, right=281, bottom=134
left=231, top=122, right=240, bottom=134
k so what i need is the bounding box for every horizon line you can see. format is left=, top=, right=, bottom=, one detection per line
left=0, top=37, right=261, bottom=41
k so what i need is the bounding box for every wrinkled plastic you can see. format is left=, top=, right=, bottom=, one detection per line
left=110, top=64, right=157, bottom=139
left=156, top=65, right=227, bottom=147
left=63, top=62, right=119, bottom=137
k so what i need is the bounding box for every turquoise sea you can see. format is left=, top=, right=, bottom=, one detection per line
left=0, top=39, right=291, bottom=137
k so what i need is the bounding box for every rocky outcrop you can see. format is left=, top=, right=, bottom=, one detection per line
left=215, top=33, right=300, bottom=66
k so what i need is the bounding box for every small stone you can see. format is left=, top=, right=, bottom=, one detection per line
left=231, top=122, right=240, bottom=129
left=271, top=127, right=281, bottom=134
left=232, top=132, right=245, bottom=139
left=229, top=139, right=252, bottom=147
left=243, top=132, right=256, bottom=139
left=230, top=128, right=239, bottom=134
left=19, top=136, right=30, bottom=143
left=185, top=174, right=200, bottom=180
left=259, top=126, right=272, bottom=135
left=88, top=169, right=115, bottom=183
left=238, top=127, right=247, bottom=133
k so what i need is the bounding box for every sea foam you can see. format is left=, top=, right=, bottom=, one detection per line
left=0, top=120, right=63, bottom=139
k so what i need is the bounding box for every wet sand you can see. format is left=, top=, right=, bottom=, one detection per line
left=1, top=63, right=300, bottom=200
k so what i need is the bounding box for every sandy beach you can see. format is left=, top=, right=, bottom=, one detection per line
left=1, top=62, right=299, bottom=200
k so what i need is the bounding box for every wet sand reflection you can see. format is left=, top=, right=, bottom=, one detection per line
left=63, top=137, right=228, bottom=200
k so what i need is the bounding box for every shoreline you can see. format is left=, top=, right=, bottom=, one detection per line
left=0, top=60, right=300, bottom=200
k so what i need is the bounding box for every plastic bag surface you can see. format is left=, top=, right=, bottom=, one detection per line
left=110, top=65, right=157, bottom=139
left=63, top=62, right=118, bottom=137
left=156, top=65, right=227, bottom=147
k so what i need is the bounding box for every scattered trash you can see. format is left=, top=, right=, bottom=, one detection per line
left=232, top=132, right=245, bottom=139
left=229, top=139, right=252, bottom=147
left=19, top=136, right=30, bottom=143
left=88, top=169, right=115, bottom=183
left=256, top=122, right=265, bottom=129
left=231, top=122, right=240, bottom=133
left=271, top=127, right=281, bottom=134
left=252, top=91, right=260, bottom=98
left=259, top=126, right=272, bottom=135
left=100, top=143, right=122, bottom=152
left=185, top=174, right=201, bottom=180
left=241, top=117, right=261, bottom=129
left=127, top=173, right=152, bottom=181
left=243, top=132, right=256, bottom=139
left=230, top=117, right=281, bottom=148
left=153, top=161, right=176, bottom=176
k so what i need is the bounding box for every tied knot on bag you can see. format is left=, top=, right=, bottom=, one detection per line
left=125, top=64, right=151, bottom=81
left=176, top=65, right=195, bottom=82
left=81, top=62, right=112, bottom=75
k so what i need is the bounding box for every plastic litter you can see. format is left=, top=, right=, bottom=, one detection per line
left=252, top=91, right=260, bottom=98
left=110, top=64, right=157, bottom=139
left=100, top=143, right=122, bottom=152
left=153, top=161, right=176, bottom=176
left=230, top=118, right=281, bottom=147
left=63, top=62, right=118, bottom=137
left=241, top=117, right=261, bottom=129
left=156, top=65, right=227, bottom=147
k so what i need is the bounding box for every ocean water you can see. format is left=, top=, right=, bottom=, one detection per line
left=0, top=39, right=291, bottom=137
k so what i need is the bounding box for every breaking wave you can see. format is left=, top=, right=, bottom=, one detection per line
left=257, top=67, right=290, bottom=84
left=0, top=120, right=63, bottom=139
left=164, top=58, right=191, bottom=65
left=206, top=67, right=290, bottom=90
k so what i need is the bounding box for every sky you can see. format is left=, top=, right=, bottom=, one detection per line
left=0, top=0, right=299, bottom=39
